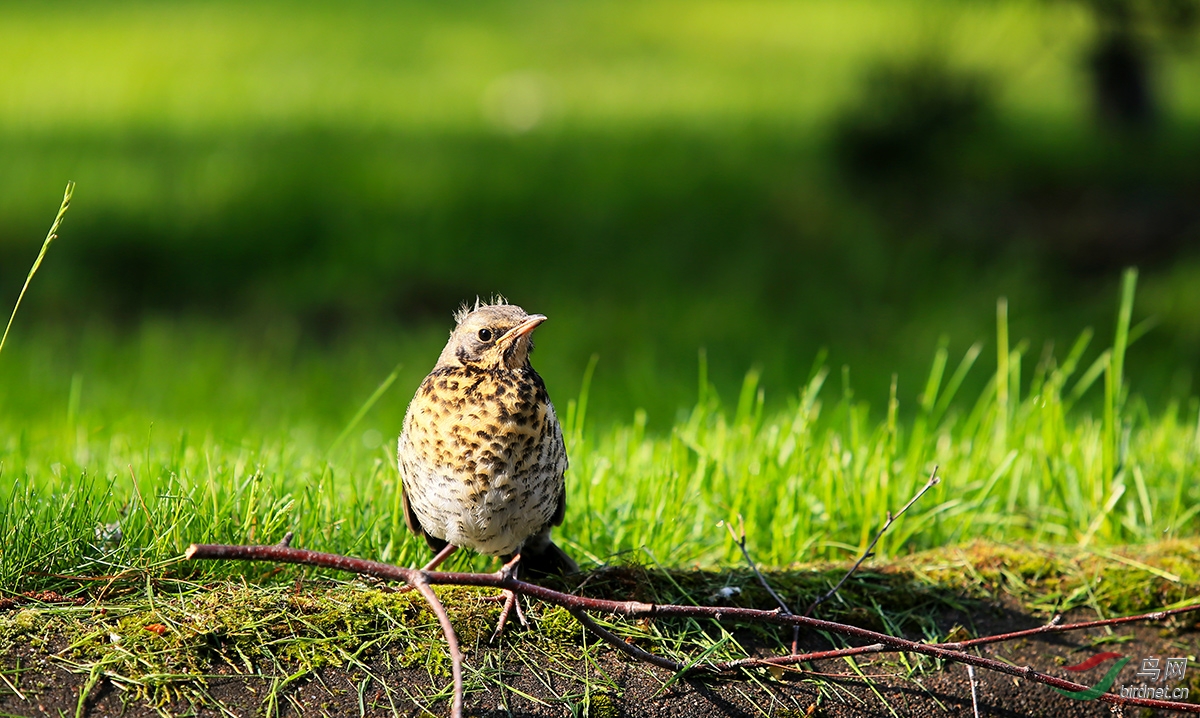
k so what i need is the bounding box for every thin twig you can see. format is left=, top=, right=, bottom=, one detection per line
left=186, top=543, right=1200, bottom=714
left=723, top=515, right=800, bottom=653
left=711, top=602, right=1200, bottom=672
left=725, top=466, right=943, bottom=653
left=968, top=664, right=980, bottom=718
left=409, top=577, right=464, bottom=718
left=724, top=516, right=794, bottom=618
left=805, top=466, right=940, bottom=617
left=568, top=608, right=685, bottom=672
left=942, top=606, right=1198, bottom=650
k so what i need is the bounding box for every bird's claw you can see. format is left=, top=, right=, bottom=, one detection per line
left=487, top=553, right=526, bottom=641
left=487, top=589, right=528, bottom=641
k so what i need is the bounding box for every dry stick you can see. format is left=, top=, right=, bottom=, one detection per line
left=804, top=466, right=941, bottom=617
left=712, top=600, right=1200, bottom=672
left=723, top=515, right=801, bottom=653
left=409, top=577, right=464, bottom=718
left=726, top=465, right=942, bottom=655
left=944, top=604, right=1200, bottom=650
left=729, top=468, right=955, bottom=701
left=186, top=543, right=1200, bottom=713
left=567, top=608, right=685, bottom=672
left=967, top=664, right=980, bottom=718
left=182, top=543, right=464, bottom=717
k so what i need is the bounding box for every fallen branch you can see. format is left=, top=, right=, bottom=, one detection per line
left=710, top=601, right=1200, bottom=672
left=725, top=465, right=942, bottom=654
left=410, top=576, right=464, bottom=718
left=723, top=514, right=801, bottom=653
left=568, top=607, right=685, bottom=672
left=804, top=466, right=940, bottom=617
left=186, top=543, right=1200, bottom=715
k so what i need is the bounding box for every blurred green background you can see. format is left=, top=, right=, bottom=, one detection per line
left=4, top=0, right=1200, bottom=432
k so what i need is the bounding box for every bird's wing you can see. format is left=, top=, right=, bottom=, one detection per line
left=397, top=431, right=428, bottom=539
left=400, top=476, right=424, bottom=538
left=550, top=484, right=566, bottom=527
left=549, top=406, right=568, bottom=527
left=399, top=468, right=450, bottom=552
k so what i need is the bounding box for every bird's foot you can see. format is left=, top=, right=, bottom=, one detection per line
left=422, top=544, right=460, bottom=572
left=487, top=553, right=526, bottom=641
left=486, top=589, right=528, bottom=642
left=495, top=553, right=522, bottom=581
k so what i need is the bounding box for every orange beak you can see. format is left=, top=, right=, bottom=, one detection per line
left=499, top=314, right=547, bottom=344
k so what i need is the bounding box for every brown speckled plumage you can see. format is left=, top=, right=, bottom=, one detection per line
left=397, top=300, right=576, bottom=577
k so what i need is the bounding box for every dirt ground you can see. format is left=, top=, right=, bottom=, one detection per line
left=3, top=593, right=1197, bottom=718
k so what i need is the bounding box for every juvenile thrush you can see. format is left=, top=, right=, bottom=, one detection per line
left=397, top=300, right=577, bottom=628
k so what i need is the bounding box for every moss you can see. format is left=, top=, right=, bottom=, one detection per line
left=41, top=582, right=475, bottom=705
left=536, top=605, right=580, bottom=643
left=586, top=692, right=620, bottom=718
left=15, top=609, right=41, bottom=631
left=5, top=539, right=1198, bottom=713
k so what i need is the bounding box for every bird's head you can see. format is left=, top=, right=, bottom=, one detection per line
left=436, top=300, right=546, bottom=371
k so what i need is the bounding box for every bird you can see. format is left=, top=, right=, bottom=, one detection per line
left=397, top=298, right=577, bottom=633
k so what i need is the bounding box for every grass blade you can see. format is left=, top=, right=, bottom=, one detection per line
left=932, top=341, right=982, bottom=424
left=329, top=362, right=403, bottom=454
left=0, top=181, right=74, bottom=359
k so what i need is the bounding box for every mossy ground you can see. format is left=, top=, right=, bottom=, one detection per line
left=2, top=540, right=1197, bottom=716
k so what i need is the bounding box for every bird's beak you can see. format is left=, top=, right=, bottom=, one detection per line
left=500, top=314, right=547, bottom=344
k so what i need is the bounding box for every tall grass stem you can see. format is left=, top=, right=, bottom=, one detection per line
left=0, top=182, right=74, bottom=360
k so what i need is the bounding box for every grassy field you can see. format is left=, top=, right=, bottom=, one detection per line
left=3, top=0, right=1200, bottom=586
left=4, top=0, right=1200, bottom=423
left=4, top=5, right=1200, bottom=713
left=5, top=263, right=1199, bottom=591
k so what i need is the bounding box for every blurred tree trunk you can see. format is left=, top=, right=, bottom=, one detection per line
left=1089, top=29, right=1155, bottom=129
left=1081, top=0, right=1199, bottom=132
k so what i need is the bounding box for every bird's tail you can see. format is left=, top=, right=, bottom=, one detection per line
left=516, top=534, right=579, bottom=580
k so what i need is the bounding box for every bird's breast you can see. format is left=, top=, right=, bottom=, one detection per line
left=399, top=365, right=564, bottom=556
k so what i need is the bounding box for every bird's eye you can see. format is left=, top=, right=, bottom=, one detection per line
left=477, top=328, right=493, bottom=342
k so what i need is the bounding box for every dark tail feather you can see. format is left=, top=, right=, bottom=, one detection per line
left=517, top=539, right=579, bottom=580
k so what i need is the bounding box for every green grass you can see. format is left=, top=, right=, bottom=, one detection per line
left=3, top=4, right=1200, bottom=711
left=6, top=0, right=1200, bottom=424
left=2, top=1, right=1200, bottom=588
left=3, top=269, right=1199, bottom=591
left=0, top=0, right=1112, bottom=135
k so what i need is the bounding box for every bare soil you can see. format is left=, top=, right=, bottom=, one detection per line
left=3, top=593, right=1197, bottom=717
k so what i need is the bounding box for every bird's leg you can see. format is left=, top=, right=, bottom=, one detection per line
left=496, top=552, right=522, bottom=580
left=421, top=543, right=459, bottom=572
left=488, top=553, right=527, bottom=641
left=391, top=544, right=459, bottom=595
